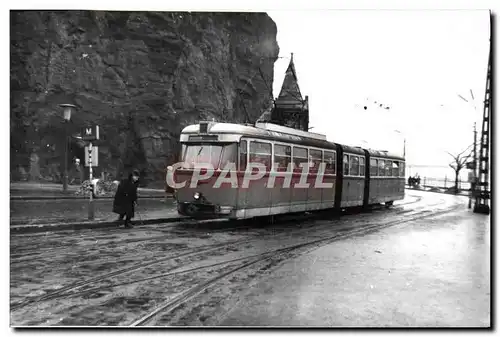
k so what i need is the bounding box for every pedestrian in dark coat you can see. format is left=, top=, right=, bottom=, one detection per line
left=113, top=170, right=140, bottom=228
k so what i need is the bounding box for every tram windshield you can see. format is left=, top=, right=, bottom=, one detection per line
left=181, top=143, right=237, bottom=170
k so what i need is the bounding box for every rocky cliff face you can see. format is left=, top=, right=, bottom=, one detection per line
left=10, top=11, right=279, bottom=184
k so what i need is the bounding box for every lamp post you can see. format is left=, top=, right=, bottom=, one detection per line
left=393, top=129, right=406, bottom=157
left=60, top=103, right=77, bottom=193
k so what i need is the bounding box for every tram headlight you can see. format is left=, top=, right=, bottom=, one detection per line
left=193, top=192, right=201, bottom=200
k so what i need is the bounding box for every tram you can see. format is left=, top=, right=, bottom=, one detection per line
left=167, top=121, right=405, bottom=219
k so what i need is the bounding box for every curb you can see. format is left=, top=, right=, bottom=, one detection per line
left=405, top=187, right=470, bottom=197
left=10, top=216, right=186, bottom=234
left=10, top=195, right=172, bottom=201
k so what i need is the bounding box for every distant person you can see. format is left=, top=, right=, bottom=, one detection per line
left=70, top=157, right=84, bottom=185
left=113, top=169, right=140, bottom=228
left=29, top=151, right=40, bottom=181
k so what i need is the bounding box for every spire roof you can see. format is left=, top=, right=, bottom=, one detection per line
left=277, top=53, right=303, bottom=102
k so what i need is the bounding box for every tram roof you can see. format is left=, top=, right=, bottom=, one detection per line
left=181, top=122, right=405, bottom=161
left=367, top=149, right=405, bottom=161
left=181, top=122, right=336, bottom=149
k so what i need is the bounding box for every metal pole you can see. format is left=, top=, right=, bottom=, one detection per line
left=469, top=123, right=477, bottom=209
left=88, top=142, right=95, bottom=220
left=63, top=121, right=68, bottom=192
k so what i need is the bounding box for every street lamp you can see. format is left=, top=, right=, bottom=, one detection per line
left=393, top=129, right=406, bottom=157
left=60, top=103, right=77, bottom=192
left=392, top=130, right=405, bottom=156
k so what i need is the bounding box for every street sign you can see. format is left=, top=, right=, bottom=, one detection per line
left=81, top=125, right=100, bottom=141
left=85, top=145, right=98, bottom=167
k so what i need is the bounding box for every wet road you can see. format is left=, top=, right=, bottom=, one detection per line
left=217, top=204, right=490, bottom=327
left=10, top=191, right=489, bottom=327
left=10, top=198, right=173, bottom=225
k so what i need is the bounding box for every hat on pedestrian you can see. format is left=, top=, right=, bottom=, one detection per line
left=132, top=169, right=140, bottom=177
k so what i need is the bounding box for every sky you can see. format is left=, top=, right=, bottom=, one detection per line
left=268, top=10, right=490, bottom=178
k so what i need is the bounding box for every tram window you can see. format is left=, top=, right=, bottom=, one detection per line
left=343, top=154, right=349, bottom=175
left=249, top=141, right=272, bottom=171
left=218, top=143, right=237, bottom=170
left=293, top=147, right=308, bottom=173
left=309, top=149, right=322, bottom=173
left=370, top=158, right=378, bottom=177
left=392, top=161, right=400, bottom=177
left=239, top=140, right=247, bottom=171
left=359, top=157, right=365, bottom=176
left=385, top=160, right=392, bottom=176
left=349, top=155, right=359, bottom=176
left=274, top=144, right=291, bottom=172
left=400, top=162, right=405, bottom=177
left=182, top=144, right=224, bottom=169
left=324, top=151, right=336, bottom=175
left=378, top=159, right=385, bottom=177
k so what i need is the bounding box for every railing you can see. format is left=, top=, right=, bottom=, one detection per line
left=420, top=177, right=471, bottom=191
left=406, top=176, right=472, bottom=194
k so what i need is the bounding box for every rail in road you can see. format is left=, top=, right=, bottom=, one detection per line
left=10, top=192, right=461, bottom=326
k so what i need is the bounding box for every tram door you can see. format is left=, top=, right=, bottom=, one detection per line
left=243, top=140, right=272, bottom=217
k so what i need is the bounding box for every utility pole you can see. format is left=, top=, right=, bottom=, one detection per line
left=473, top=39, right=491, bottom=214
left=469, top=123, right=477, bottom=209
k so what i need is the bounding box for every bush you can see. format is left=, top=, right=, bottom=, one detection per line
left=75, top=179, right=119, bottom=197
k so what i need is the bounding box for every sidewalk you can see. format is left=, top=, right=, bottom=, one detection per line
left=10, top=182, right=168, bottom=200
left=405, top=185, right=470, bottom=197
left=218, top=208, right=490, bottom=327
left=10, top=198, right=184, bottom=234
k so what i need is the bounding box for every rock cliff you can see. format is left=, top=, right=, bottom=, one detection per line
left=10, top=11, right=279, bottom=184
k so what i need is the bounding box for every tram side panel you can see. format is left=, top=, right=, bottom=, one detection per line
left=307, top=174, right=323, bottom=211
left=269, top=172, right=292, bottom=215
left=290, top=146, right=309, bottom=213
left=341, top=177, right=365, bottom=208
left=321, top=149, right=337, bottom=209
left=270, top=143, right=293, bottom=215
left=320, top=174, right=336, bottom=209
left=367, top=157, right=405, bottom=204
left=340, top=152, right=365, bottom=208
left=239, top=140, right=273, bottom=218
left=239, top=172, right=272, bottom=218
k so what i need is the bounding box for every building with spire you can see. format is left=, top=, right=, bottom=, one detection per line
left=257, top=53, right=310, bottom=131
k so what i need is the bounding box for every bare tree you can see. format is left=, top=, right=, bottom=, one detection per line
left=446, top=144, right=474, bottom=194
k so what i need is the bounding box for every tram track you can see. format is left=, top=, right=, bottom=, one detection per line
left=11, top=194, right=423, bottom=264
left=130, top=203, right=461, bottom=326
left=10, top=197, right=455, bottom=325
left=10, top=194, right=432, bottom=316
left=11, top=198, right=422, bottom=298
